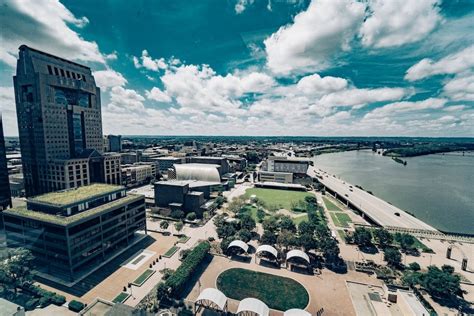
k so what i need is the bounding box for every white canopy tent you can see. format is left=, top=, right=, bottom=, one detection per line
left=227, top=240, right=249, bottom=253
left=286, top=249, right=310, bottom=264
left=237, top=297, right=270, bottom=316
left=195, top=288, right=228, bottom=312
left=284, top=309, right=311, bottom=316
left=255, top=245, right=278, bottom=259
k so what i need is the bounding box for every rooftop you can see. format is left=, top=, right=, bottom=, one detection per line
left=29, top=183, right=125, bottom=207
left=4, top=194, right=142, bottom=226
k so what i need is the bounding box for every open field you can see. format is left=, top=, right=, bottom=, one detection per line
left=217, top=268, right=309, bottom=311
left=322, top=196, right=343, bottom=212
left=330, top=212, right=352, bottom=228
left=244, top=188, right=312, bottom=210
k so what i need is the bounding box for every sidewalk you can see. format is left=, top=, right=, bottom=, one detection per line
left=124, top=217, right=218, bottom=307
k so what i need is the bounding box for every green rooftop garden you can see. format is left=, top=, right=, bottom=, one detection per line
left=4, top=194, right=142, bottom=226
left=29, top=183, right=124, bottom=207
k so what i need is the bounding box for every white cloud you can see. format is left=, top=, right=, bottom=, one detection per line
left=297, top=74, right=348, bottom=95
left=133, top=50, right=167, bottom=71
left=108, top=86, right=146, bottom=112
left=0, top=87, right=18, bottom=135
left=235, top=0, right=255, bottom=14
left=360, top=0, right=442, bottom=48
left=405, top=45, right=474, bottom=81
left=442, top=74, right=474, bottom=101
left=145, top=87, right=172, bottom=103
left=364, top=98, right=447, bottom=119
left=92, top=69, right=127, bottom=91
left=264, top=0, right=366, bottom=74
left=443, top=105, right=466, bottom=112
left=0, top=0, right=110, bottom=67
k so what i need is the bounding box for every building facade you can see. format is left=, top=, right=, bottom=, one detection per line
left=2, top=184, right=146, bottom=282
left=121, top=163, right=156, bottom=187
left=13, top=45, right=119, bottom=196
left=266, top=157, right=310, bottom=174
left=104, top=135, right=122, bottom=153
left=0, top=116, right=12, bottom=210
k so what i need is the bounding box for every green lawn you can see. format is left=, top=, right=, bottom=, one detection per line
left=293, top=214, right=309, bottom=225
left=322, top=196, right=342, bottom=212
left=337, top=229, right=346, bottom=241
left=330, top=212, right=352, bottom=228
left=163, top=246, right=180, bottom=258
left=132, top=269, right=155, bottom=286
left=217, top=268, right=309, bottom=311
left=112, top=292, right=130, bottom=303
left=244, top=188, right=312, bottom=211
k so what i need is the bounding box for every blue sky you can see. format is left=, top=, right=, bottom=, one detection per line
left=0, top=0, right=473, bottom=136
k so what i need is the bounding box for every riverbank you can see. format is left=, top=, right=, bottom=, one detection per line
left=312, top=150, right=474, bottom=234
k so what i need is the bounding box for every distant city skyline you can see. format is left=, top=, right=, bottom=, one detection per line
left=1, top=0, right=473, bottom=137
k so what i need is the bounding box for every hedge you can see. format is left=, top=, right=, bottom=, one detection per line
left=68, top=300, right=85, bottom=312
left=165, top=241, right=210, bottom=296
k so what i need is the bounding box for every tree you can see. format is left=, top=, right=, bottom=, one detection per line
left=299, top=233, right=317, bottom=252
left=227, top=197, right=246, bottom=214
left=170, top=209, right=185, bottom=219
left=321, top=238, right=340, bottom=263
left=216, top=223, right=236, bottom=239
left=373, top=229, right=393, bottom=248
left=0, top=248, right=35, bottom=293
left=298, top=221, right=315, bottom=236
left=256, top=208, right=266, bottom=222
left=422, top=266, right=461, bottom=300
left=409, top=262, right=421, bottom=271
left=174, top=221, right=184, bottom=234
left=395, top=233, right=416, bottom=251
left=239, top=214, right=256, bottom=231
left=384, top=247, right=402, bottom=267
left=260, top=230, right=277, bottom=245
left=160, top=220, right=169, bottom=230
left=304, top=195, right=317, bottom=205
left=186, top=212, right=196, bottom=221
left=277, top=230, right=295, bottom=250
left=279, top=216, right=296, bottom=233
left=238, top=229, right=252, bottom=243
left=262, top=216, right=279, bottom=233
left=353, top=227, right=373, bottom=247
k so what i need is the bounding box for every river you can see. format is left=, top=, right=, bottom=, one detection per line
left=312, top=150, right=474, bottom=234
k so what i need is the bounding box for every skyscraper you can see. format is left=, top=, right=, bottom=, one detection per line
left=14, top=45, right=120, bottom=196
left=0, top=115, right=12, bottom=210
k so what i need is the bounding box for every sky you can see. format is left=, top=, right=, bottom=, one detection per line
left=0, top=0, right=473, bottom=137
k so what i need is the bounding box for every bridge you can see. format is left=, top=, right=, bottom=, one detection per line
left=308, top=166, right=438, bottom=232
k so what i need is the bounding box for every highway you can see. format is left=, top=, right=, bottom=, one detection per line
left=308, top=166, right=437, bottom=231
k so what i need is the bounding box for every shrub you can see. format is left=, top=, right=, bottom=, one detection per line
left=51, top=294, right=66, bottom=306
left=170, top=209, right=185, bottom=219
left=165, top=241, right=210, bottom=296
left=179, top=249, right=191, bottom=260
left=186, top=212, right=197, bottom=221
left=38, top=296, right=51, bottom=307
left=25, top=298, right=39, bottom=311
left=68, top=300, right=85, bottom=312
left=409, top=262, right=421, bottom=271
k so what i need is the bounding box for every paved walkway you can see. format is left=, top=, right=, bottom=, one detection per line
left=124, top=218, right=218, bottom=307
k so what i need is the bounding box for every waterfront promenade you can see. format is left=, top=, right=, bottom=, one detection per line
left=308, top=166, right=437, bottom=232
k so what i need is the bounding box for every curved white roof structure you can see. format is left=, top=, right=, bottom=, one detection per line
left=227, top=240, right=249, bottom=253
left=284, top=309, right=311, bottom=316
left=174, top=163, right=221, bottom=182
left=255, top=245, right=278, bottom=258
left=195, top=288, right=227, bottom=310
left=286, top=249, right=310, bottom=264
left=237, top=298, right=270, bottom=316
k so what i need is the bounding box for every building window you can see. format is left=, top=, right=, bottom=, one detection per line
left=60, top=69, right=65, bottom=77
left=54, top=67, right=59, bottom=76
left=47, top=65, right=53, bottom=75
left=66, top=70, right=71, bottom=78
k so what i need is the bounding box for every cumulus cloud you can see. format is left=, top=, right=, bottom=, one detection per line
left=442, top=74, right=474, bottom=101
left=0, top=87, right=18, bottom=135
left=133, top=50, right=173, bottom=72
left=264, top=0, right=366, bottom=74
left=92, top=69, right=127, bottom=91
left=360, top=0, right=442, bottom=48
left=297, top=74, right=348, bottom=95
left=364, top=98, right=447, bottom=118
left=145, top=87, right=172, bottom=103
left=108, top=86, right=146, bottom=112
left=405, top=45, right=474, bottom=81
left=0, top=0, right=110, bottom=67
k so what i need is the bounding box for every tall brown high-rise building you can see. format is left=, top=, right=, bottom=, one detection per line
left=14, top=45, right=121, bottom=196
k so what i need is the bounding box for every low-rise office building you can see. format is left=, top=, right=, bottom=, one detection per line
left=187, top=156, right=230, bottom=175
left=265, top=156, right=310, bottom=174
left=258, top=171, right=293, bottom=184
left=2, top=184, right=146, bottom=283
left=121, top=163, right=156, bottom=187
left=152, top=156, right=184, bottom=172
left=154, top=180, right=220, bottom=217
left=120, top=151, right=142, bottom=165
